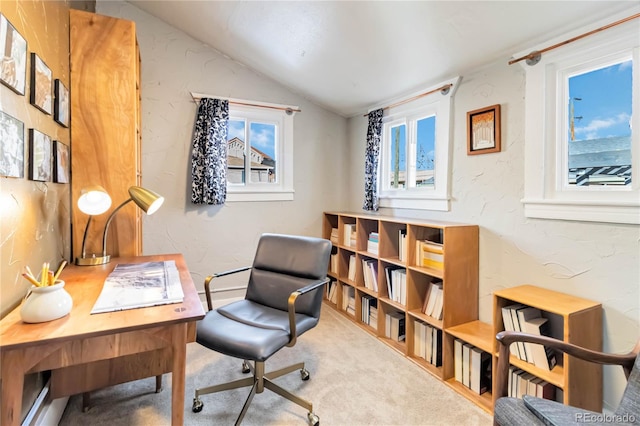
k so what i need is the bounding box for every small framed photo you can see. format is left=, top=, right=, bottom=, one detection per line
left=0, top=13, right=27, bottom=95
left=0, top=110, right=25, bottom=178
left=30, top=53, right=53, bottom=115
left=28, top=129, right=52, bottom=181
left=467, top=104, right=501, bottom=155
left=54, top=79, right=69, bottom=127
left=53, top=141, right=70, bottom=183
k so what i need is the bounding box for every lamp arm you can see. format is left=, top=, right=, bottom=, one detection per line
left=80, top=216, right=93, bottom=259
left=101, top=197, right=133, bottom=257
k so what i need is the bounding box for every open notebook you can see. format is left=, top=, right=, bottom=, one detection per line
left=91, top=260, right=184, bottom=314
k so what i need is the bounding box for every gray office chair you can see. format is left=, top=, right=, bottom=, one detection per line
left=192, top=233, right=331, bottom=426
left=493, top=331, right=640, bottom=426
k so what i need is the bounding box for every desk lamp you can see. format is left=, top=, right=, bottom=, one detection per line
left=75, top=186, right=112, bottom=265
left=75, top=186, right=164, bottom=266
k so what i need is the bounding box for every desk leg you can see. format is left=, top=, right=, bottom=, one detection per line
left=1, top=351, right=25, bottom=426
left=171, top=323, right=188, bottom=426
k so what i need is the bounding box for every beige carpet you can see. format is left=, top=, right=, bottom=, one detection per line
left=59, top=306, right=492, bottom=425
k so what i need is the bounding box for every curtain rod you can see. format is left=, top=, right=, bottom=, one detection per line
left=190, top=92, right=301, bottom=114
left=363, top=84, right=453, bottom=117
left=510, top=12, right=640, bottom=66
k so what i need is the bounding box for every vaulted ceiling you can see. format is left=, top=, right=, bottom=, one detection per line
left=128, top=1, right=636, bottom=117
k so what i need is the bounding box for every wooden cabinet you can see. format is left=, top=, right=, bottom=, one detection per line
left=491, top=285, right=602, bottom=411
left=322, top=212, right=481, bottom=402
left=70, top=10, right=142, bottom=259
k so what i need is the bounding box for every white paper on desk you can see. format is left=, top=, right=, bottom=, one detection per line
left=91, top=260, right=184, bottom=314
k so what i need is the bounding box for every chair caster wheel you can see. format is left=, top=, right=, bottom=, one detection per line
left=192, top=397, right=203, bottom=413
left=242, top=361, right=251, bottom=374
left=300, top=368, right=310, bottom=381
left=308, top=412, right=319, bottom=426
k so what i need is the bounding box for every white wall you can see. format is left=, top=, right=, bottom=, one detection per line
left=347, top=60, right=640, bottom=411
left=96, top=1, right=348, bottom=297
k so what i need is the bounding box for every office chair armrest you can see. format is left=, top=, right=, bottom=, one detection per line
left=286, top=277, right=330, bottom=347
left=494, top=331, right=638, bottom=400
left=203, top=266, right=252, bottom=311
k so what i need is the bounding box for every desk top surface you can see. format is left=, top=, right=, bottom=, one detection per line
left=0, top=254, right=205, bottom=350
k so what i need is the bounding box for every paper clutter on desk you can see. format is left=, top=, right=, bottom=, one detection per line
left=21, top=280, right=73, bottom=323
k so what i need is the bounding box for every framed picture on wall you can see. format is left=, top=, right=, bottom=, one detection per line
left=0, top=13, right=27, bottom=95
left=54, top=79, right=70, bottom=127
left=28, top=129, right=52, bottom=181
left=467, top=104, right=501, bottom=155
left=0, top=110, right=25, bottom=178
left=30, top=53, right=53, bottom=115
left=53, top=141, right=70, bottom=183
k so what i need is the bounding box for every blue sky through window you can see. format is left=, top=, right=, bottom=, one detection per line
left=228, top=120, right=276, bottom=158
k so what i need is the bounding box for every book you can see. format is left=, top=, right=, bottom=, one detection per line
left=348, top=254, right=357, bottom=281
left=431, top=327, right=442, bottom=367
left=501, top=303, right=523, bottom=359
left=516, top=307, right=542, bottom=363
left=470, top=347, right=491, bottom=394
left=398, top=229, right=407, bottom=261
left=430, top=284, right=444, bottom=320
left=387, top=312, right=405, bottom=342
left=425, top=323, right=433, bottom=363
left=522, top=316, right=557, bottom=371
left=508, top=304, right=528, bottom=360
left=462, top=343, right=472, bottom=387
left=454, top=339, right=463, bottom=383
left=535, top=380, right=556, bottom=400
left=343, top=223, right=356, bottom=247
left=91, top=261, right=184, bottom=314
left=414, top=321, right=426, bottom=359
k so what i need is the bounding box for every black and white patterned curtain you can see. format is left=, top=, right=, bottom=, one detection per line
left=363, top=108, right=384, bottom=211
left=191, top=98, right=229, bottom=205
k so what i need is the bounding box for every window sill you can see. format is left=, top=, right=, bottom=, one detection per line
left=226, top=190, right=294, bottom=202
left=379, top=194, right=450, bottom=211
left=522, top=198, right=640, bottom=225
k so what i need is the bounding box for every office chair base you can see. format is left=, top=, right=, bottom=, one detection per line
left=192, top=360, right=318, bottom=425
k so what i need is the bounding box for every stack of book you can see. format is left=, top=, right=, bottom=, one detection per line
left=415, top=240, right=444, bottom=270
left=501, top=304, right=557, bottom=371
left=343, top=224, right=356, bottom=247
left=414, top=320, right=443, bottom=367
left=367, top=232, right=379, bottom=254
left=330, top=227, right=339, bottom=245
left=361, top=258, right=378, bottom=292
left=508, top=367, right=555, bottom=400
left=422, top=280, right=444, bottom=320
left=361, top=295, right=378, bottom=330
left=384, top=266, right=406, bottom=305
left=384, top=312, right=405, bottom=342
left=454, top=339, right=491, bottom=395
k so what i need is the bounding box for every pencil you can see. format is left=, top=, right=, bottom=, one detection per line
left=53, top=260, right=67, bottom=283
left=22, top=273, right=40, bottom=287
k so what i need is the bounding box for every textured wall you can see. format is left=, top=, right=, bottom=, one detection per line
left=95, top=1, right=348, bottom=296
left=347, top=61, right=640, bottom=411
left=0, top=0, right=71, bottom=317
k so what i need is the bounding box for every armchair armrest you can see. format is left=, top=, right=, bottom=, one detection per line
left=286, top=277, right=330, bottom=347
left=203, top=266, right=252, bottom=311
left=494, top=331, right=638, bottom=400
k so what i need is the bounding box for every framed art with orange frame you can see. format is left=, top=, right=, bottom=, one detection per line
left=467, top=104, right=501, bottom=155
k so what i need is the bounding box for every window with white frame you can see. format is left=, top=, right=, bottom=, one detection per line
left=225, top=101, right=296, bottom=202
left=378, top=77, right=459, bottom=211
left=518, top=11, right=639, bottom=224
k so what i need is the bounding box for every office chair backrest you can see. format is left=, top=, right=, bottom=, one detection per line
left=246, top=233, right=332, bottom=318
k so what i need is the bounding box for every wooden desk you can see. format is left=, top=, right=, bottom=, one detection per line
left=0, top=254, right=205, bottom=426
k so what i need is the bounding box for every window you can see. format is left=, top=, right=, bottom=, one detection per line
left=378, top=77, right=459, bottom=211
left=519, top=13, right=639, bottom=224
left=225, top=101, right=296, bottom=202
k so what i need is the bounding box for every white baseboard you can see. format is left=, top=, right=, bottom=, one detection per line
left=21, top=379, right=68, bottom=426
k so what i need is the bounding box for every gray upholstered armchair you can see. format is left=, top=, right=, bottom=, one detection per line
left=192, top=233, right=331, bottom=426
left=493, top=331, right=640, bottom=426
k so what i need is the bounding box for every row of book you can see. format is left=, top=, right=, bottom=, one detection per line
left=413, top=321, right=442, bottom=367
left=347, top=255, right=357, bottom=281
left=398, top=229, right=407, bottom=262
left=508, top=366, right=556, bottom=400
left=385, top=266, right=406, bottom=305
left=330, top=252, right=338, bottom=274
left=326, top=279, right=338, bottom=304
left=454, top=339, right=491, bottom=395
left=343, top=224, right=357, bottom=247
left=367, top=232, right=379, bottom=254
left=342, top=286, right=355, bottom=317
left=415, top=239, right=444, bottom=270
left=501, top=304, right=557, bottom=371
left=361, top=258, right=379, bottom=291
left=422, top=280, right=444, bottom=320
left=384, top=312, right=405, bottom=342
left=361, top=295, right=378, bottom=330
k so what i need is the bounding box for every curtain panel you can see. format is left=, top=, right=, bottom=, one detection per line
left=363, top=108, right=384, bottom=211
left=191, top=98, right=229, bottom=205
